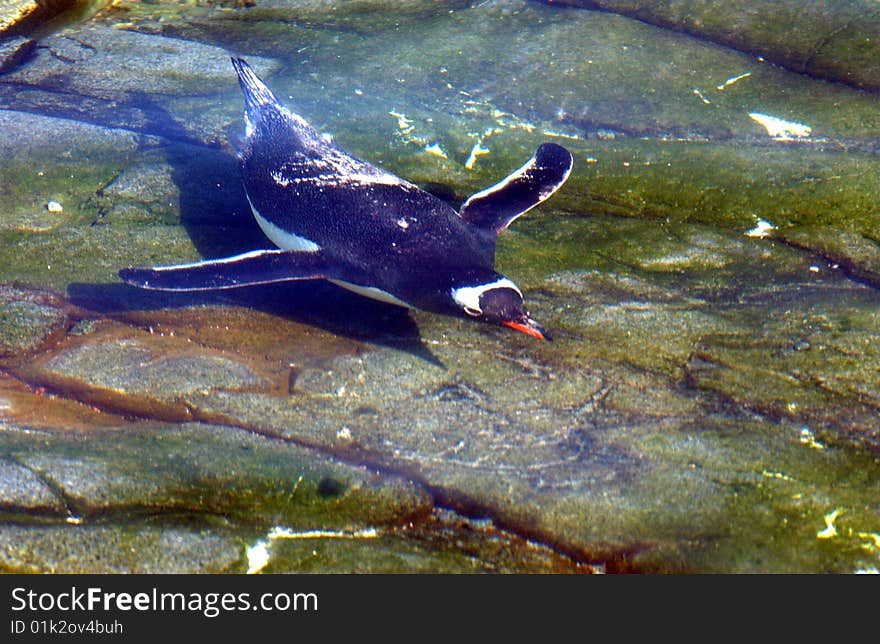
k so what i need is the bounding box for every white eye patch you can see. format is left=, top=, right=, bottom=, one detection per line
left=451, top=278, right=522, bottom=314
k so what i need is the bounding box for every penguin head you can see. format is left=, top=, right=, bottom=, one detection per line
left=450, top=274, right=551, bottom=341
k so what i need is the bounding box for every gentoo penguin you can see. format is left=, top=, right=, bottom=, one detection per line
left=119, top=58, right=573, bottom=340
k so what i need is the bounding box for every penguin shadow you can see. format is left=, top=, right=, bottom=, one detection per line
left=69, top=279, right=442, bottom=367
left=67, top=104, right=443, bottom=366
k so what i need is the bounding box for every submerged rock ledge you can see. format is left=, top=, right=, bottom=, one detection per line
left=545, top=0, right=880, bottom=92
left=1, top=0, right=879, bottom=573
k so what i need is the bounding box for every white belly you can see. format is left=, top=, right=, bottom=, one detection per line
left=247, top=195, right=321, bottom=252
left=246, top=196, right=409, bottom=308
left=328, top=279, right=412, bottom=309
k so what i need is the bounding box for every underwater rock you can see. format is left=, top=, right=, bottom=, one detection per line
left=0, top=286, right=68, bottom=358
left=0, top=35, right=35, bottom=74
left=773, top=226, right=880, bottom=290
left=97, top=162, right=187, bottom=226
left=0, top=412, right=584, bottom=573
left=0, top=421, right=431, bottom=527
left=0, top=366, right=588, bottom=573
left=13, top=241, right=880, bottom=571
left=90, top=0, right=880, bottom=146
left=100, top=163, right=179, bottom=207
left=102, top=0, right=477, bottom=33
left=0, top=524, right=242, bottom=573
left=685, top=284, right=880, bottom=450
left=0, top=111, right=260, bottom=290
left=0, top=24, right=278, bottom=144
left=0, top=459, right=66, bottom=515
left=0, top=109, right=146, bottom=233
left=260, top=510, right=589, bottom=573
left=0, top=417, right=436, bottom=572
left=545, top=1, right=880, bottom=92
left=1, top=0, right=880, bottom=573
left=3, top=2, right=879, bottom=279
left=2, top=24, right=277, bottom=100
left=93, top=144, right=256, bottom=228
left=0, top=109, right=143, bottom=169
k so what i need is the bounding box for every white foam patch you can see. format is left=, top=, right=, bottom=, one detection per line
left=817, top=508, right=844, bottom=540
left=541, top=129, right=580, bottom=140
left=749, top=112, right=812, bottom=140
left=464, top=139, right=490, bottom=171
left=389, top=110, right=414, bottom=133
left=246, top=540, right=271, bottom=574
left=799, top=426, right=825, bottom=450
left=717, top=72, right=751, bottom=90
left=247, top=525, right=380, bottom=573
left=451, top=278, right=522, bottom=314
left=247, top=195, right=321, bottom=252
left=425, top=142, right=448, bottom=159
left=745, top=218, right=776, bottom=238
left=268, top=527, right=380, bottom=540
left=329, top=279, right=412, bottom=308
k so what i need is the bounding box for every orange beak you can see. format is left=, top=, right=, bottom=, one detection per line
left=502, top=319, right=552, bottom=341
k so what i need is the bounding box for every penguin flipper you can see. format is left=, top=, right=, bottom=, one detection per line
left=118, top=249, right=332, bottom=292
left=458, top=142, right=573, bottom=235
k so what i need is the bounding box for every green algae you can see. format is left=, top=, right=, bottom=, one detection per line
left=22, top=285, right=879, bottom=571
left=0, top=416, right=584, bottom=573
left=56, top=0, right=880, bottom=146
left=1, top=0, right=880, bottom=573
left=259, top=511, right=588, bottom=574
left=0, top=111, right=146, bottom=232
left=0, top=225, right=202, bottom=291
left=101, top=0, right=476, bottom=33
left=686, top=286, right=880, bottom=449
left=523, top=139, right=880, bottom=232
left=550, top=0, right=880, bottom=92
left=0, top=286, right=69, bottom=359
left=774, top=226, right=880, bottom=288
left=643, top=421, right=880, bottom=574
left=0, top=524, right=243, bottom=574
left=5, top=2, right=880, bottom=289
left=0, top=422, right=431, bottom=530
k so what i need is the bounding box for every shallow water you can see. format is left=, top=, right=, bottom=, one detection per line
left=0, top=0, right=878, bottom=573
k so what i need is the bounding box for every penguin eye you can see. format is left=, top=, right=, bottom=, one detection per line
left=463, top=306, right=481, bottom=317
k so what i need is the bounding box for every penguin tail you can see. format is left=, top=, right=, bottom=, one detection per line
left=231, top=57, right=280, bottom=113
